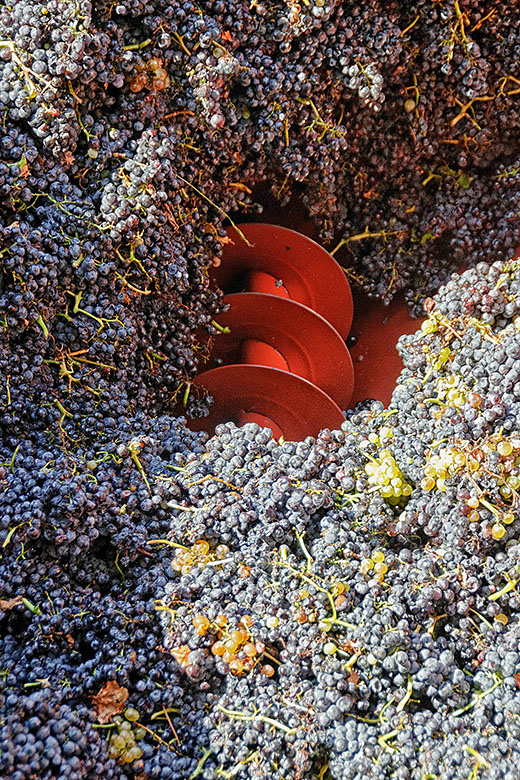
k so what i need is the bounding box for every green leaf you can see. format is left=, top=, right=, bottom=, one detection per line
left=438, top=164, right=457, bottom=177
left=456, top=172, right=472, bottom=189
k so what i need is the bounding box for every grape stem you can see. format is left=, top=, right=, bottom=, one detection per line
left=0, top=40, right=55, bottom=97
left=216, top=704, right=297, bottom=735
left=295, top=529, right=313, bottom=573
left=123, top=39, right=152, bottom=51
left=452, top=674, right=502, bottom=717
left=128, top=439, right=152, bottom=494
left=189, top=748, right=214, bottom=779
left=175, top=174, right=252, bottom=246
left=378, top=727, right=401, bottom=753
left=488, top=575, right=520, bottom=601
left=276, top=556, right=356, bottom=630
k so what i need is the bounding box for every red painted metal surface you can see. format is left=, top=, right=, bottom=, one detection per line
left=184, top=222, right=356, bottom=440
left=189, top=365, right=346, bottom=441
left=348, top=289, right=425, bottom=407
left=227, top=190, right=428, bottom=410
left=212, top=223, right=353, bottom=339
left=185, top=201, right=427, bottom=438
left=244, top=270, right=290, bottom=298
left=201, top=292, right=354, bottom=409
left=241, top=338, right=289, bottom=371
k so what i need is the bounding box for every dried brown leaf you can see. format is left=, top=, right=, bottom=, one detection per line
left=92, top=680, right=129, bottom=724
left=0, top=596, right=23, bottom=611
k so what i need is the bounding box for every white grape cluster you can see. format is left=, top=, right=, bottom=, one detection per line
left=365, top=449, right=412, bottom=505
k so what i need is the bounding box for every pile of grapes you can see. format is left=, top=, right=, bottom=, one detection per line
left=1, top=2, right=520, bottom=779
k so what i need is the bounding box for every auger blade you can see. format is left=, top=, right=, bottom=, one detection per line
left=189, top=365, right=346, bottom=441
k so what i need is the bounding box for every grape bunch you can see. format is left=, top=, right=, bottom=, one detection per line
left=150, top=259, right=520, bottom=779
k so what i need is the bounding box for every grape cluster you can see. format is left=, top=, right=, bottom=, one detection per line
left=3, top=254, right=520, bottom=778
left=364, top=445, right=413, bottom=506
left=107, top=709, right=145, bottom=766
left=147, top=260, right=520, bottom=779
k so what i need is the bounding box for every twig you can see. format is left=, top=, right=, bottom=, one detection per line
left=135, top=720, right=176, bottom=751
left=331, top=227, right=404, bottom=255
left=400, top=14, right=420, bottom=37
left=175, top=174, right=252, bottom=246
left=162, top=706, right=181, bottom=745
left=0, top=39, right=55, bottom=97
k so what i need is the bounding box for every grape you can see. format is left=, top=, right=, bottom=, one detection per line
left=2, top=2, right=520, bottom=779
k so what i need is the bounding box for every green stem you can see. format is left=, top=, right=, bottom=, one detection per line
left=71, top=355, right=116, bottom=371
left=36, top=313, right=49, bottom=338
left=278, top=559, right=355, bottom=630
left=22, top=598, right=41, bottom=615
left=123, top=38, right=152, bottom=51
left=396, top=675, right=413, bottom=712
left=465, top=745, right=490, bottom=769
left=479, top=497, right=500, bottom=518
left=488, top=576, right=519, bottom=601
left=189, top=748, right=214, bottom=779
left=378, top=728, right=400, bottom=752
left=452, top=675, right=502, bottom=717
left=424, top=398, right=447, bottom=407
left=216, top=705, right=296, bottom=735
left=23, top=679, right=48, bottom=688
left=147, top=539, right=191, bottom=550
left=468, top=607, right=494, bottom=630
left=128, top=440, right=152, bottom=494
left=210, top=319, right=230, bottom=334
left=55, top=400, right=72, bottom=418
left=182, top=382, right=191, bottom=408
left=2, top=520, right=29, bottom=548
left=1, top=443, right=21, bottom=473
left=295, top=529, right=313, bottom=573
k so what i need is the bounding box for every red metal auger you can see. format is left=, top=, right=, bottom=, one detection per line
left=187, top=223, right=355, bottom=440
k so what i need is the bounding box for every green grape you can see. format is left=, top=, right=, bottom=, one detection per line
left=111, top=734, right=126, bottom=751
left=498, top=440, right=513, bottom=457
